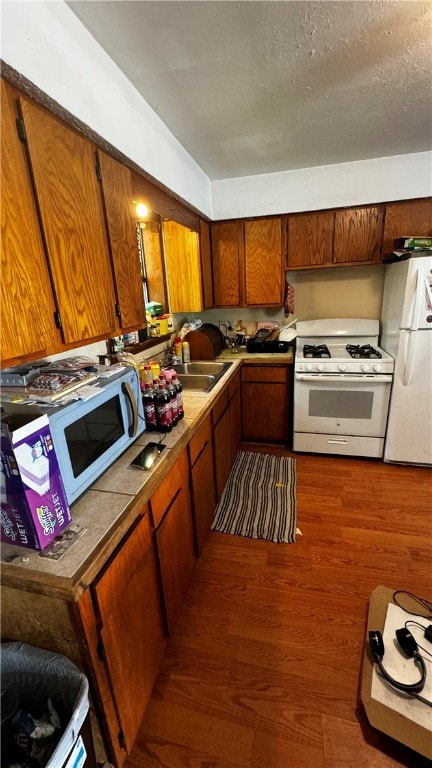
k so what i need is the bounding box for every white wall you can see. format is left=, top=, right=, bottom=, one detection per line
left=212, top=152, right=432, bottom=220
left=1, top=0, right=213, bottom=218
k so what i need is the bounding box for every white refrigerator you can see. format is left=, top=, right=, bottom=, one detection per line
left=380, top=253, right=432, bottom=466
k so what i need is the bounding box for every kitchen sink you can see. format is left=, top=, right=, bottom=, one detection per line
left=171, top=361, right=232, bottom=392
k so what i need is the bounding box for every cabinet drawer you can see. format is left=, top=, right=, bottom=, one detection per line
left=188, top=414, right=212, bottom=468
left=150, top=450, right=188, bottom=529
left=241, top=365, right=288, bottom=383
left=211, top=387, right=229, bottom=426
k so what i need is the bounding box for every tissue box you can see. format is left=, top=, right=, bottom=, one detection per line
left=0, top=414, right=71, bottom=550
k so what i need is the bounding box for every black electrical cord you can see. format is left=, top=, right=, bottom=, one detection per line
left=393, top=590, right=432, bottom=619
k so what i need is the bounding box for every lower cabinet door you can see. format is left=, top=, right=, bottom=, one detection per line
left=154, top=484, right=195, bottom=636
left=190, top=438, right=216, bottom=555
left=229, top=386, right=241, bottom=463
left=92, top=511, right=165, bottom=755
left=242, top=381, right=289, bottom=442
left=213, top=405, right=232, bottom=500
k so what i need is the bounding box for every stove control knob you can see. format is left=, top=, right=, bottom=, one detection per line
left=373, top=363, right=383, bottom=372
left=306, top=363, right=314, bottom=372
left=361, top=363, right=371, bottom=372
left=316, top=363, right=325, bottom=371
left=338, top=363, right=347, bottom=372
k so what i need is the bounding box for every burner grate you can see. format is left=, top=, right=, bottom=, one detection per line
left=346, top=344, right=382, bottom=359
left=304, top=344, right=331, bottom=359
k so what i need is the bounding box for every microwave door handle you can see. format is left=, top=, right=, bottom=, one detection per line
left=122, top=380, right=138, bottom=437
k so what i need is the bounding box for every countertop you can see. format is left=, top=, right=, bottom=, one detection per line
left=0, top=352, right=293, bottom=600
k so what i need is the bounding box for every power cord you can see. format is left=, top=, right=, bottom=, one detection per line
left=393, top=590, right=432, bottom=619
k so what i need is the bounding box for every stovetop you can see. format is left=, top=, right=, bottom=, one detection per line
left=294, top=319, right=394, bottom=374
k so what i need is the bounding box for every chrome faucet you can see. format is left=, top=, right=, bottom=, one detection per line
left=219, top=321, right=228, bottom=338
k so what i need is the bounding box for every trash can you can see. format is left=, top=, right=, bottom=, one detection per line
left=1, top=641, right=93, bottom=768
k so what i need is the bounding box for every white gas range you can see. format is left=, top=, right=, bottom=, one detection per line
left=293, top=319, right=394, bottom=458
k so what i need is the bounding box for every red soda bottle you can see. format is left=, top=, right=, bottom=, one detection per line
left=171, top=372, right=184, bottom=420
left=162, top=372, right=178, bottom=427
left=142, top=383, right=157, bottom=431
left=155, top=379, right=172, bottom=432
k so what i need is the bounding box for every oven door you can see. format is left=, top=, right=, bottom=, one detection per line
left=294, top=373, right=392, bottom=437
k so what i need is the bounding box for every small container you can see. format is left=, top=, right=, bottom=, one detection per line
left=174, top=336, right=182, bottom=357
left=182, top=340, right=190, bottom=363
left=158, top=315, right=169, bottom=335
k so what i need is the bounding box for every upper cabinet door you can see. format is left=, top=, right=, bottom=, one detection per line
left=334, top=206, right=383, bottom=264
left=163, top=220, right=203, bottom=312
left=1, top=80, right=60, bottom=363
left=199, top=220, right=214, bottom=309
left=287, top=211, right=335, bottom=268
left=97, top=151, right=145, bottom=331
left=140, top=219, right=168, bottom=310
left=382, top=199, right=432, bottom=255
left=244, top=218, right=283, bottom=305
left=18, top=95, right=117, bottom=345
left=211, top=221, right=244, bottom=306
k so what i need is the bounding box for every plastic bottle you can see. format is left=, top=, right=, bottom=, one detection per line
left=155, top=379, right=172, bottom=432
left=142, top=383, right=157, bottom=431
left=161, top=372, right=178, bottom=427
left=182, top=340, right=190, bottom=363
left=174, top=336, right=182, bottom=358
left=171, top=372, right=184, bottom=420
left=144, top=364, right=153, bottom=384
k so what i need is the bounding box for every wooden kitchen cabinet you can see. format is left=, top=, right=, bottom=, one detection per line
left=287, top=206, right=383, bottom=268
left=163, top=219, right=204, bottom=312
left=381, top=198, right=432, bottom=256
left=333, top=205, right=383, bottom=264
left=97, top=150, right=146, bottom=331
left=211, top=373, right=242, bottom=500
left=287, top=211, right=335, bottom=268
left=211, top=220, right=244, bottom=306
left=18, top=92, right=118, bottom=345
left=80, top=508, right=165, bottom=761
left=244, top=218, right=284, bottom=305
left=228, top=370, right=241, bottom=461
left=199, top=219, right=214, bottom=308
left=241, top=364, right=291, bottom=443
left=0, top=79, right=61, bottom=363
left=150, top=449, right=195, bottom=635
left=188, top=413, right=217, bottom=554
left=212, top=387, right=232, bottom=500
left=211, top=217, right=284, bottom=307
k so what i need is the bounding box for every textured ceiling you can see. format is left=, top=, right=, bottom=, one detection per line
left=68, top=1, right=432, bottom=180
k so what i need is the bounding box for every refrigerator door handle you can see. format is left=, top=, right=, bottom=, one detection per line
left=410, top=268, right=421, bottom=331
left=401, top=332, right=414, bottom=387
left=425, top=277, right=432, bottom=311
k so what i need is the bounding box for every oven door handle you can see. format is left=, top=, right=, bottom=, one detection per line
left=295, top=373, right=392, bottom=383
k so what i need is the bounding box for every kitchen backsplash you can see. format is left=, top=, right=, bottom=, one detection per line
left=36, top=264, right=385, bottom=368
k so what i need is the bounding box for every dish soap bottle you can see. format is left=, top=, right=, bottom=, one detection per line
left=182, top=340, right=190, bottom=363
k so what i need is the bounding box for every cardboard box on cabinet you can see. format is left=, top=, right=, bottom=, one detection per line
left=0, top=413, right=71, bottom=550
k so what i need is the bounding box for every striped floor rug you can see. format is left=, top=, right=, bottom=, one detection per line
left=211, top=451, right=297, bottom=543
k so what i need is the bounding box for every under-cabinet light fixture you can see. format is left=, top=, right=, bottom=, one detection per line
left=133, top=201, right=150, bottom=219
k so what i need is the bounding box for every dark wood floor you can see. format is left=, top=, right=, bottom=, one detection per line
left=125, top=446, right=432, bottom=768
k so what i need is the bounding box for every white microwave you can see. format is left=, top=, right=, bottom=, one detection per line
left=2, top=367, right=145, bottom=505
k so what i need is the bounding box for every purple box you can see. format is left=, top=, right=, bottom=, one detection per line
left=0, top=414, right=71, bottom=550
